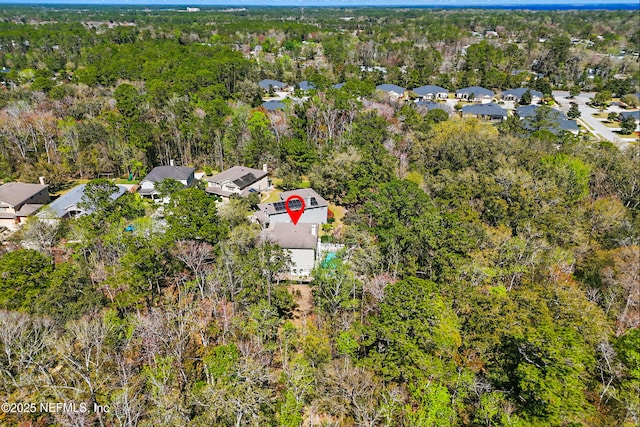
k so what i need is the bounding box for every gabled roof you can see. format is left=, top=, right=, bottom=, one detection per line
left=264, top=222, right=318, bottom=250
left=412, top=85, right=448, bottom=96
left=259, top=79, right=287, bottom=90
left=0, top=182, right=47, bottom=207
left=298, top=80, right=315, bottom=90
left=516, top=105, right=567, bottom=120
left=456, top=86, right=494, bottom=97
left=333, top=82, right=345, bottom=89
left=376, top=84, right=406, bottom=94
left=141, top=166, right=195, bottom=183
left=207, top=166, right=267, bottom=189
left=39, top=184, right=127, bottom=219
left=461, top=102, right=507, bottom=117
left=620, top=110, right=640, bottom=121
left=522, top=118, right=579, bottom=134
left=502, top=88, right=543, bottom=99
left=262, top=100, right=286, bottom=111
left=415, top=100, right=451, bottom=112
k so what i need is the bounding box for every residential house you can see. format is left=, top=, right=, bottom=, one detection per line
left=256, top=188, right=328, bottom=226
left=502, top=88, right=543, bottom=104
left=516, top=105, right=579, bottom=135
left=620, top=110, right=640, bottom=132
left=376, top=84, right=406, bottom=101
left=258, top=79, right=289, bottom=92
left=205, top=165, right=270, bottom=199
left=0, top=182, right=49, bottom=229
left=412, top=85, right=449, bottom=100
left=415, top=100, right=453, bottom=114
left=138, top=166, right=195, bottom=202
left=37, top=184, right=126, bottom=220
left=455, top=86, right=495, bottom=103
left=461, top=103, right=508, bottom=121
left=262, top=100, right=286, bottom=111
left=297, top=81, right=316, bottom=91
left=263, top=222, right=319, bottom=276
left=333, top=82, right=345, bottom=89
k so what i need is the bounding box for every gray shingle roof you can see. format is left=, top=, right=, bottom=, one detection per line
left=620, top=111, right=640, bottom=121
left=461, top=102, right=507, bottom=117
left=412, top=85, right=448, bottom=96
left=264, top=222, right=318, bottom=250
left=0, top=182, right=47, bottom=207
left=258, top=188, right=327, bottom=216
left=259, top=79, right=287, bottom=90
left=142, top=166, right=195, bottom=183
left=298, top=81, right=315, bottom=90
left=376, top=84, right=406, bottom=94
left=502, top=88, right=543, bottom=100
left=38, top=184, right=127, bottom=219
left=516, top=105, right=567, bottom=120
left=262, top=100, right=286, bottom=111
left=456, top=86, right=495, bottom=98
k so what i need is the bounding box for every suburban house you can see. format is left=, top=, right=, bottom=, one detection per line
left=37, top=184, right=126, bottom=220
left=502, top=88, right=543, bottom=104
left=376, top=84, right=406, bottom=101
left=412, top=85, right=449, bottom=100
left=620, top=110, right=640, bottom=132
left=516, top=105, right=579, bottom=134
left=138, top=165, right=195, bottom=201
left=415, top=100, right=453, bottom=114
left=297, top=80, right=316, bottom=91
left=205, top=165, right=270, bottom=199
left=461, top=103, right=508, bottom=121
left=259, top=79, right=289, bottom=92
left=263, top=222, right=319, bottom=276
left=262, top=100, right=286, bottom=111
left=455, top=86, right=495, bottom=103
left=0, top=182, right=49, bottom=229
left=256, top=188, right=328, bottom=226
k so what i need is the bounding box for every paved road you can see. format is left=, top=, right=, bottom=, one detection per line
left=553, top=90, right=634, bottom=150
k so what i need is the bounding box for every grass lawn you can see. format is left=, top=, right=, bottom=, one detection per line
left=602, top=122, right=620, bottom=129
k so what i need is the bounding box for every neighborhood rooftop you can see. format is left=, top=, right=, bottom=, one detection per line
left=207, top=166, right=267, bottom=188
left=264, top=222, right=318, bottom=250
left=142, top=166, right=195, bottom=182
left=39, top=184, right=127, bottom=218
left=0, top=182, right=47, bottom=207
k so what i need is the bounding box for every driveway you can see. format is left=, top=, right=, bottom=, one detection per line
left=553, top=91, right=633, bottom=150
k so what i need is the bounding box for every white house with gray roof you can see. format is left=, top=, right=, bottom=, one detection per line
left=205, top=165, right=270, bottom=199
left=412, top=85, right=449, bottom=100
left=263, top=222, right=319, bottom=276
left=502, top=88, right=543, bottom=104
left=138, top=166, right=195, bottom=201
left=455, top=86, right=495, bottom=103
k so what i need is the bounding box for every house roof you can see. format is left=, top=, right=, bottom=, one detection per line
left=456, top=86, right=495, bottom=97
left=298, top=80, right=315, bottom=90
left=207, top=166, right=268, bottom=189
left=516, top=105, right=567, bottom=120
left=262, top=100, right=286, bottom=111
left=0, top=182, right=47, bottom=207
left=258, top=188, right=328, bottom=216
left=264, top=222, right=318, bottom=250
left=461, top=102, right=507, bottom=117
left=259, top=79, right=287, bottom=90
left=333, top=82, right=345, bottom=89
left=502, top=88, right=543, bottom=99
left=412, top=85, right=448, bottom=96
left=376, top=84, right=406, bottom=95
left=415, top=100, right=452, bottom=112
left=620, top=110, right=640, bottom=121
left=141, top=166, right=195, bottom=183
left=522, top=117, right=579, bottom=134
left=38, top=184, right=127, bottom=219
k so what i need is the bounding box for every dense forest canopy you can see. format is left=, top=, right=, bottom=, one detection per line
left=0, top=6, right=638, bottom=427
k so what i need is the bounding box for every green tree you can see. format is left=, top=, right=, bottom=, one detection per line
left=0, top=249, right=52, bottom=311
left=79, top=178, right=120, bottom=212
left=165, top=188, right=228, bottom=244
left=620, top=116, right=637, bottom=135
left=569, top=85, right=581, bottom=98
left=519, top=89, right=532, bottom=106
left=567, top=104, right=581, bottom=119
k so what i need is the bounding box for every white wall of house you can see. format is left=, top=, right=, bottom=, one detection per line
left=287, top=248, right=316, bottom=276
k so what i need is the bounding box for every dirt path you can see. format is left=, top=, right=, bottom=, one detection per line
left=289, top=284, right=314, bottom=327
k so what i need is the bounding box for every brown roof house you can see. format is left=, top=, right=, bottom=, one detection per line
left=205, top=165, right=270, bottom=200
left=0, top=182, right=49, bottom=229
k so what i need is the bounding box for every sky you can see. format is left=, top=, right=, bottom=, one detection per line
left=0, top=0, right=637, bottom=6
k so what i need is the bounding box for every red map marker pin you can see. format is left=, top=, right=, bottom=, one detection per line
left=285, top=195, right=306, bottom=225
